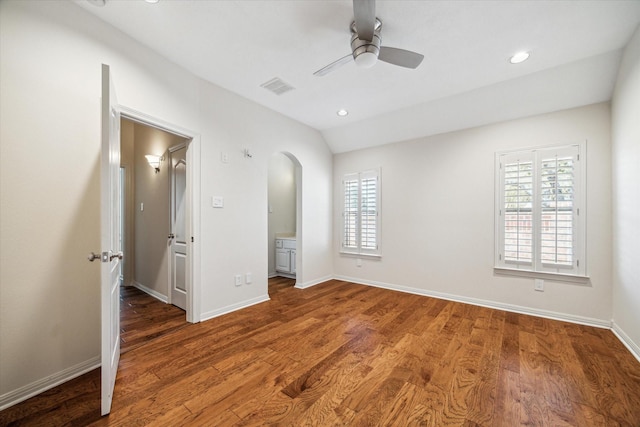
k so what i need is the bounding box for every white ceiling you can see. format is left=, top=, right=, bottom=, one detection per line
left=76, top=0, right=640, bottom=153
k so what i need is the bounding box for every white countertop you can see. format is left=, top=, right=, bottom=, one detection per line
left=275, top=233, right=296, bottom=240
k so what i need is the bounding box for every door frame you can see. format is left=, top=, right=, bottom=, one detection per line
left=120, top=106, right=201, bottom=323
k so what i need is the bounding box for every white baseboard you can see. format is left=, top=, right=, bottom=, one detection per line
left=132, top=281, right=168, bottom=304
left=611, top=322, right=640, bottom=363
left=295, top=275, right=333, bottom=290
left=0, top=356, right=100, bottom=411
left=200, top=294, right=270, bottom=322
left=333, top=275, right=612, bottom=329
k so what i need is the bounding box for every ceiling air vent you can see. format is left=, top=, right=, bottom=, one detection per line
left=260, top=77, right=295, bottom=96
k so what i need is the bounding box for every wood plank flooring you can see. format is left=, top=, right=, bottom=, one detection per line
left=2, top=277, right=640, bottom=426
left=119, top=285, right=187, bottom=354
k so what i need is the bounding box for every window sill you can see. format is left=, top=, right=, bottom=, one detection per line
left=340, top=251, right=381, bottom=259
left=494, top=267, right=590, bottom=285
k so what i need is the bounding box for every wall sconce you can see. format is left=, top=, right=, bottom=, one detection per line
left=145, top=154, right=163, bottom=173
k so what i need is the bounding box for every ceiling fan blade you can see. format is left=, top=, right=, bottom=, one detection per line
left=353, top=0, right=376, bottom=41
left=379, top=46, right=424, bottom=69
left=313, top=54, right=353, bottom=76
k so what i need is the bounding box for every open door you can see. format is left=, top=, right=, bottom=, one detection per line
left=100, top=64, right=122, bottom=416
left=169, top=144, right=188, bottom=310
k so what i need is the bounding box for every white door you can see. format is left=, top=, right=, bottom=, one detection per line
left=100, top=64, right=122, bottom=416
left=169, top=145, right=187, bottom=310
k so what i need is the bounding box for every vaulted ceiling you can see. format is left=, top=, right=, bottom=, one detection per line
left=76, top=0, right=640, bottom=153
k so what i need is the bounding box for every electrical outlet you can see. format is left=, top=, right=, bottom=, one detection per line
left=245, top=273, right=252, bottom=284
left=534, top=279, right=544, bottom=292
left=356, top=258, right=362, bottom=267
left=235, top=274, right=242, bottom=287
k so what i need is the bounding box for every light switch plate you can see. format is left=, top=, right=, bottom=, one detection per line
left=212, top=196, right=224, bottom=208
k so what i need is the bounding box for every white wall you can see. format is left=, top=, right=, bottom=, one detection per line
left=267, top=153, right=296, bottom=276
left=611, top=25, right=640, bottom=356
left=334, top=103, right=613, bottom=325
left=0, top=0, right=333, bottom=404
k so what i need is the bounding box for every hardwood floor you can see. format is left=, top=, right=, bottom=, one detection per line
left=119, top=286, right=187, bottom=354
left=2, top=277, right=640, bottom=426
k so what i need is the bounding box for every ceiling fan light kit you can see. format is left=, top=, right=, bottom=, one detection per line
left=351, top=19, right=382, bottom=69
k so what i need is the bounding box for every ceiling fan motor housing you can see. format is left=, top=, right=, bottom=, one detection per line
left=351, top=19, right=382, bottom=68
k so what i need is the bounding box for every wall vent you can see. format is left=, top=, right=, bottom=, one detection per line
left=260, top=77, right=295, bottom=95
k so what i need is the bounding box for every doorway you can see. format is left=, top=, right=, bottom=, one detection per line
left=267, top=152, right=302, bottom=290
left=119, top=115, right=195, bottom=317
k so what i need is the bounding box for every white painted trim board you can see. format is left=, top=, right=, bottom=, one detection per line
left=132, top=282, right=168, bottom=304
left=0, top=357, right=100, bottom=411
left=334, top=275, right=612, bottom=329
left=200, top=295, right=270, bottom=323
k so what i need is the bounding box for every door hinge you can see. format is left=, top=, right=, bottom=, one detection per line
left=191, top=236, right=194, bottom=243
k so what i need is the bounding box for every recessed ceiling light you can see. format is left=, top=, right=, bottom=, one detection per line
left=337, top=109, right=349, bottom=117
left=145, top=0, right=159, bottom=3
left=509, top=51, right=530, bottom=64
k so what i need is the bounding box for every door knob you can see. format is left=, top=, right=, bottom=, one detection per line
left=87, top=252, right=100, bottom=262
left=168, top=233, right=175, bottom=239
left=109, top=251, right=123, bottom=261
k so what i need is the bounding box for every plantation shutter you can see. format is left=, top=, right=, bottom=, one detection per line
left=360, top=170, right=379, bottom=252
left=343, top=173, right=359, bottom=250
left=502, top=153, right=534, bottom=265
left=496, top=144, right=584, bottom=277
left=341, top=169, right=381, bottom=256
left=537, top=146, right=580, bottom=273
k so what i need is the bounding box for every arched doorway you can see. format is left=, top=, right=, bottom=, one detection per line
left=267, top=152, right=302, bottom=290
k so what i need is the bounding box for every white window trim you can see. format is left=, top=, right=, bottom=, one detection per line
left=341, top=168, right=381, bottom=257
left=494, top=142, right=588, bottom=282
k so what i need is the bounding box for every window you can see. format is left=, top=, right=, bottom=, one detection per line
left=342, top=169, right=381, bottom=256
left=495, top=144, right=586, bottom=278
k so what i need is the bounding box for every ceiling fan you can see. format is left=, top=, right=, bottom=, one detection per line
left=314, top=0, right=424, bottom=76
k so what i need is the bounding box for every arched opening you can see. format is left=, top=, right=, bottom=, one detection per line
left=267, top=152, right=302, bottom=291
